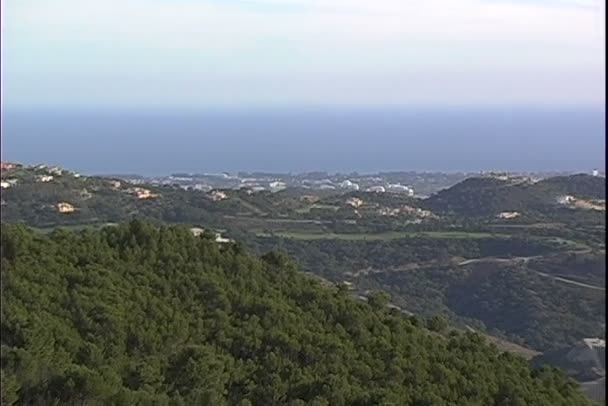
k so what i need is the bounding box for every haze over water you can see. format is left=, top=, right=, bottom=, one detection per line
left=2, top=108, right=604, bottom=176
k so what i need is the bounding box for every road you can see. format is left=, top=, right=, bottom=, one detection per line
left=457, top=255, right=543, bottom=266
left=458, top=253, right=604, bottom=291
left=530, top=270, right=605, bottom=291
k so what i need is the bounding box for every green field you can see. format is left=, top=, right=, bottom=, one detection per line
left=294, top=204, right=340, bottom=214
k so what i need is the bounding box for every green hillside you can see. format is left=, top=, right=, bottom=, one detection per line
left=423, top=174, right=606, bottom=218
left=253, top=236, right=605, bottom=353
left=0, top=167, right=423, bottom=229
left=0, top=222, right=594, bottom=405
left=537, top=175, right=606, bottom=200
left=3, top=166, right=605, bottom=231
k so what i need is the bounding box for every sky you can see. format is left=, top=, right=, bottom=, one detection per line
left=1, top=0, right=606, bottom=109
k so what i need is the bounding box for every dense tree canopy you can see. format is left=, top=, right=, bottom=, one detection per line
left=0, top=222, right=594, bottom=405
left=253, top=236, right=605, bottom=354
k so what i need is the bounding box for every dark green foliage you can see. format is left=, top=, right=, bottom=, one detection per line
left=253, top=237, right=605, bottom=354
left=445, top=264, right=605, bottom=351
left=426, top=315, right=449, bottom=333
left=366, top=291, right=391, bottom=311
left=253, top=235, right=556, bottom=279
left=424, top=174, right=606, bottom=218
left=537, top=175, right=606, bottom=200
left=0, top=222, right=593, bottom=405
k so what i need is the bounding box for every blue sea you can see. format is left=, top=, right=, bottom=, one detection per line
left=1, top=107, right=604, bottom=176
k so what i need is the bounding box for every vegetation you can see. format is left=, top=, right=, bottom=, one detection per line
left=424, top=174, right=606, bottom=218
left=2, top=167, right=605, bottom=234
left=0, top=222, right=595, bottom=405
left=2, top=166, right=605, bottom=399
left=252, top=237, right=605, bottom=354
left=538, top=175, right=606, bottom=200
left=443, top=263, right=605, bottom=351
left=252, top=235, right=568, bottom=278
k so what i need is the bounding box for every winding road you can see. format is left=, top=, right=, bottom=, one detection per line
left=458, top=252, right=605, bottom=291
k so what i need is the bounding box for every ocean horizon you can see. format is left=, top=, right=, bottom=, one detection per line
left=2, top=107, right=604, bottom=176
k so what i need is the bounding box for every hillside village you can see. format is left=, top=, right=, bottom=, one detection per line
left=2, top=162, right=606, bottom=227
left=1, top=162, right=438, bottom=224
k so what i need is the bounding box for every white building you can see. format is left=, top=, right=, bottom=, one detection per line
left=557, top=195, right=576, bottom=205
left=214, top=234, right=233, bottom=243
left=209, top=190, right=228, bottom=201
left=366, top=186, right=386, bottom=193
left=584, top=338, right=605, bottom=349
left=387, top=184, right=415, bottom=196
left=193, top=184, right=210, bottom=191
left=340, top=180, right=360, bottom=191
left=48, top=166, right=63, bottom=176
left=269, top=181, right=287, bottom=192
left=190, top=227, right=233, bottom=243
left=497, top=211, right=521, bottom=219
left=170, top=176, right=193, bottom=182
left=190, top=227, right=205, bottom=237
left=57, top=202, right=75, bottom=213
left=36, top=175, right=54, bottom=182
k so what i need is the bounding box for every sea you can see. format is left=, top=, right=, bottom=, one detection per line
left=1, top=107, right=604, bottom=176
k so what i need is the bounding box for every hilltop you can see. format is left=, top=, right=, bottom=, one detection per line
left=538, top=174, right=606, bottom=200
left=423, top=173, right=606, bottom=218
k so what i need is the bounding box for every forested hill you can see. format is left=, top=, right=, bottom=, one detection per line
left=424, top=174, right=606, bottom=217
left=537, top=174, right=606, bottom=199
left=0, top=222, right=594, bottom=405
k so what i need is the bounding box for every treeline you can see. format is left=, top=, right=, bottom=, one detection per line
left=0, top=222, right=593, bottom=405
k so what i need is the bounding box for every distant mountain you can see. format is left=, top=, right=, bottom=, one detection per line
left=423, top=174, right=606, bottom=217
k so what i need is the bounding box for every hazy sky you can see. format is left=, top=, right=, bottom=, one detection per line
left=1, top=0, right=605, bottom=109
